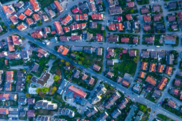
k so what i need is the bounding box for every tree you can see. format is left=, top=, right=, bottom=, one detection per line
left=65, top=62, right=70, bottom=66
left=53, top=75, right=59, bottom=81
left=25, top=93, right=30, bottom=97
left=10, top=24, right=15, bottom=29
left=61, top=59, right=65, bottom=63
left=42, top=87, right=49, bottom=93
left=36, top=88, right=42, bottom=94
left=51, top=86, right=57, bottom=94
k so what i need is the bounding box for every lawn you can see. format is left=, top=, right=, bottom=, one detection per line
left=154, top=35, right=163, bottom=46
left=157, top=114, right=174, bottom=121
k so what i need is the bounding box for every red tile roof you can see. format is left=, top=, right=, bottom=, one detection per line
left=67, top=85, right=87, bottom=98
left=57, top=45, right=69, bottom=55
left=33, top=14, right=41, bottom=21
left=30, top=0, right=40, bottom=12
left=91, top=13, right=103, bottom=20
left=26, top=18, right=34, bottom=26
left=18, top=13, right=26, bottom=20
left=24, top=8, right=33, bottom=16
left=61, top=15, right=72, bottom=25
left=54, top=21, right=64, bottom=35
left=54, top=1, right=64, bottom=12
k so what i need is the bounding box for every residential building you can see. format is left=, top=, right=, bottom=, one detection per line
left=54, top=1, right=64, bottom=13
left=145, top=76, right=156, bottom=86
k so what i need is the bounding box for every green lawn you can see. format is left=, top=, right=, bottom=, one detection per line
left=154, top=35, right=163, bottom=46
left=157, top=114, right=174, bottom=121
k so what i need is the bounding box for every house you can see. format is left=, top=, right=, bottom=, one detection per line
left=154, top=14, right=161, bottom=21
left=16, top=23, right=27, bottom=31
left=143, top=24, right=151, bottom=31
left=170, top=88, right=179, bottom=96
left=59, top=36, right=69, bottom=41
left=54, top=1, right=64, bottom=13
left=104, top=92, right=120, bottom=109
left=126, top=14, right=132, bottom=21
left=107, top=0, right=119, bottom=7
left=93, top=64, right=101, bottom=71
left=165, top=66, right=173, bottom=75
left=57, top=45, right=69, bottom=55
left=5, top=71, right=14, bottom=91
left=142, top=51, right=149, bottom=58
left=107, top=60, right=114, bottom=66
left=97, top=47, right=103, bottom=56
left=88, top=77, right=95, bottom=85
left=49, top=10, right=56, bottom=18
left=157, top=64, right=164, bottom=73
left=174, top=79, right=181, bottom=86
left=18, top=97, right=27, bottom=105
left=168, top=100, right=176, bottom=108
left=7, top=37, right=14, bottom=52
left=145, top=76, right=156, bottom=86
left=115, top=16, right=122, bottom=22
left=171, top=24, right=178, bottom=31
left=61, top=15, right=72, bottom=25
left=106, top=72, right=114, bottom=78
left=127, top=2, right=135, bottom=8
left=108, top=23, right=116, bottom=31
left=54, top=21, right=64, bottom=35
left=152, top=5, right=161, bottom=12
left=71, top=35, right=82, bottom=41
left=73, top=70, right=80, bottom=79
left=44, top=27, right=51, bottom=34
left=96, top=112, right=109, bottom=121
left=144, top=35, right=154, bottom=44
left=0, top=94, right=17, bottom=101
left=164, top=35, right=176, bottom=45
left=42, top=15, right=49, bottom=22
left=72, top=7, right=79, bottom=13
left=31, top=63, right=39, bottom=72
left=107, top=35, right=119, bottom=42
left=122, top=80, right=130, bottom=87
left=10, top=15, right=18, bottom=25
left=63, top=26, right=70, bottom=33
left=30, top=0, right=40, bottom=12
left=66, top=85, right=87, bottom=98
left=139, top=71, right=146, bottom=78
left=18, top=13, right=26, bottom=21
left=27, top=110, right=35, bottom=117
left=90, top=3, right=96, bottom=12
left=143, top=15, right=151, bottom=22
left=166, top=54, right=174, bottom=65
left=91, top=13, right=104, bottom=20
left=149, top=63, right=156, bottom=72
left=133, top=84, right=141, bottom=93
left=31, top=29, right=43, bottom=39
left=112, top=109, right=121, bottom=119
left=157, top=77, right=168, bottom=90
left=107, top=48, right=115, bottom=58
left=79, top=2, right=89, bottom=11
left=96, top=34, right=103, bottom=41
left=152, top=89, right=161, bottom=98
left=37, top=48, right=49, bottom=57
left=168, top=2, right=177, bottom=10
left=115, top=23, right=123, bottom=31
left=141, top=62, right=148, bottom=70
left=24, top=8, right=33, bottom=16
left=141, top=7, right=149, bottom=14
left=150, top=51, right=157, bottom=59
left=33, top=14, right=41, bottom=22
left=58, top=108, right=75, bottom=118
left=129, top=50, right=137, bottom=57
left=168, top=15, right=176, bottom=22
left=178, top=12, right=182, bottom=20
left=14, top=1, right=24, bottom=9
left=121, top=37, right=129, bottom=43
left=36, top=71, right=52, bottom=87
left=119, top=98, right=128, bottom=110
left=2, top=5, right=15, bottom=16
left=0, top=108, right=9, bottom=115
left=81, top=73, right=88, bottom=80
left=8, top=53, right=21, bottom=60
left=89, top=22, right=97, bottom=29
left=86, top=107, right=98, bottom=117
left=28, top=98, right=35, bottom=105
left=26, top=18, right=34, bottom=26
left=155, top=23, right=165, bottom=31
left=109, top=6, right=122, bottom=15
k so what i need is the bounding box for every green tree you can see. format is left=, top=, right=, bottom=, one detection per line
left=53, top=75, right=59, bottom=81
left=25, top=93, right=30, bottom=97
left=61, top=59, right=65, bottom=63
left=66, top=62, right=70, bottom=66
left=36, top=88, right=42, bottom=93
left=42, top=87, right=49, bottom=93
left=10, top=24, right=15, bottom=29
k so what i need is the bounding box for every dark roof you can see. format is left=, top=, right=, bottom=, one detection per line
left=31, top=63, right=39, bottom=72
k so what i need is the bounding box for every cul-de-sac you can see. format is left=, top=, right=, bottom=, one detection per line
left=0, top=0, right=182, bottom=121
